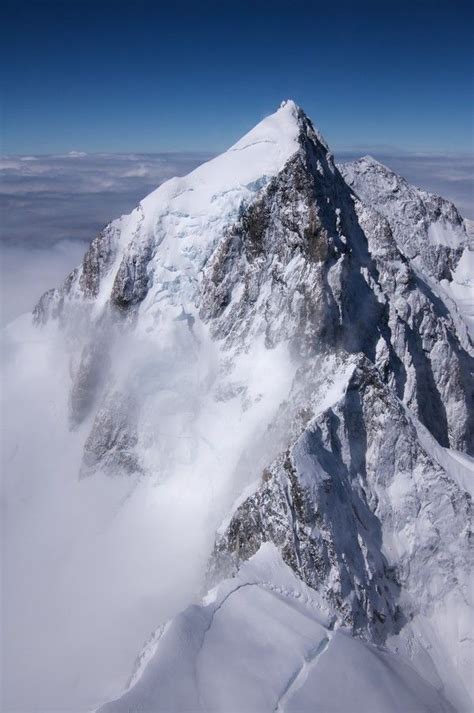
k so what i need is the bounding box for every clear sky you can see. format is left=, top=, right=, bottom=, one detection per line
left=1, top=0, right=473, bottom=155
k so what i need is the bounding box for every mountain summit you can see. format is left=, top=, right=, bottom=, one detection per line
left=3, top=102, right=473, bottom=712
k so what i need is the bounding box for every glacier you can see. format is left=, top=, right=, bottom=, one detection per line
left=1, top=100, right=473, bottom=712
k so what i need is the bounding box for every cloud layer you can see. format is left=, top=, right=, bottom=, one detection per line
left=1, top=150, right=472, bottom=325
left=0, top=152, right=211, bottom=246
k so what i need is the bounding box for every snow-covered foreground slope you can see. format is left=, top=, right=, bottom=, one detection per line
left=98, top=545, right=454, bottom=713
left=1, top=101, right=473, bottom=712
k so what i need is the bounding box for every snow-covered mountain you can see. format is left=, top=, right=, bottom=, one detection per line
left=2, top=101, right=473, bottom=712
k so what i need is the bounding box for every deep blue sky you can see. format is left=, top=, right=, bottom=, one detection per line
left=1, top=0, right=473, bottom=154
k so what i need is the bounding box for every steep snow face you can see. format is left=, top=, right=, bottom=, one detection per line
left=97, top=545, right=455, bottom=713
left=2, top=101, right=474, bottom=713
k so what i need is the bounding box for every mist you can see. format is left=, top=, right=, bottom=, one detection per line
left=1, top=286, right=295, bottom=711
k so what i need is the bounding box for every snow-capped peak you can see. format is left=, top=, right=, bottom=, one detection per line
left=34, top=101, right=307, bottom=326
left=279, top=98, right=298, bottom=109
left=229, top=99, right=301, bottom=154
left=35, top=100, right=336, bottom=332
left=148, top=98, right=303, bottom=210
left=6, top=102, right=473, bottom=713
left=340, top=152, right=469, bottom=281
left=357, top=154, right=386, bottom=168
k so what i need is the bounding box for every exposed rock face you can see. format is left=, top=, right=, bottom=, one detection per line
left=111, top=242, right=152, bottom=310
left=353, top=201, right=474, bottom=453
left=110, top=205, right=154, bottom=311
left=79, top=223, right=121, bottom=299
left=81, top=390, right=141, bottom=477
left=199, top=112, right=373, bottom=357
left=340, top=155, right=469, bottom=281
left=199, top=113, right=473, bottom=453
left=211, top=359, right=472, bottom=648
left=33, top=267, right=80, bottom=326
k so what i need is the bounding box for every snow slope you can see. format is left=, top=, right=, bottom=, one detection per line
left=98, top=545, right=454, bottom=713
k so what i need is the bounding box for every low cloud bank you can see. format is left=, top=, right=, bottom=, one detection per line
left=0, top=152, right=211, bottom=246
